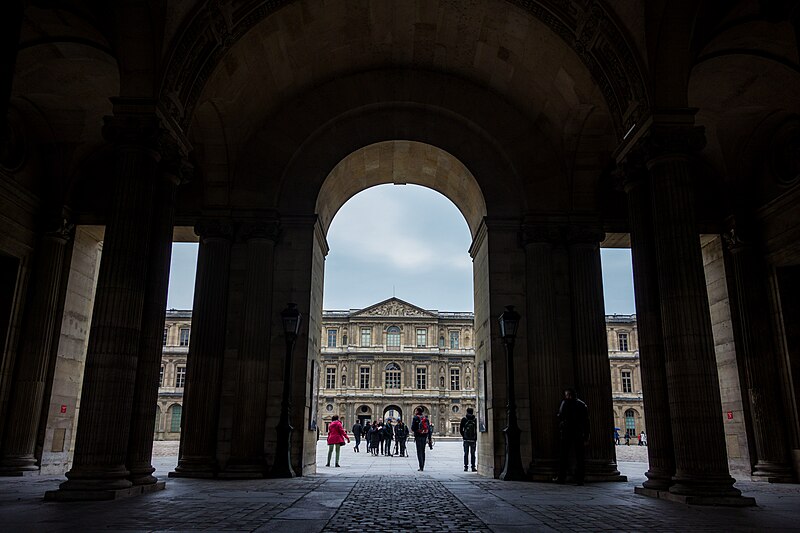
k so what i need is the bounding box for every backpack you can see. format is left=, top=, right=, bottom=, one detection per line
left=463, top=417, right=477, bottom=441
left=418, top=416, right=429, bottom=434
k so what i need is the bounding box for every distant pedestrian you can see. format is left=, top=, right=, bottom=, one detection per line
left=395, top=420, right=409, bottom=457
left=638, top=432, right=643, bottom=446
left=352, top=420, right=363, bottom=452
left=326, top=415, right=350, bottom=467
left=555, top=388, right=589, bottom=485
left=383, top=421, right=394, bottom=456
left=641, top=431, right=647, bottom=446
left=368, top=421, right=381, bottom=455
left=459, top=407, right=478, bottom=472
left=411, top=407, right=431, bottom=471
left=625, top=433, right=630, bottom=446
left=614, top=428, right=620, bottom=446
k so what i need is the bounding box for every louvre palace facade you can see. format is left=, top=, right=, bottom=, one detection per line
left=153, top=302, right=648, bottom=443
left=1, top=0, right=799, bottom=509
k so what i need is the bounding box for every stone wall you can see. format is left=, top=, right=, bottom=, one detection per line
left=39, top=226, right=102, bottom=475
left=702, top=235, right=751, bottom=475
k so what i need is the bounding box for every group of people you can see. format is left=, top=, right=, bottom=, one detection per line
left=323, top=406, right=481, bottom=473
left=613, top=428, right=648, bottom=446
left=351, top=419, right=410, bottom=457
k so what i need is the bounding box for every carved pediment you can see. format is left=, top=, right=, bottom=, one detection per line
left=353, top=298, right=436, bottom=318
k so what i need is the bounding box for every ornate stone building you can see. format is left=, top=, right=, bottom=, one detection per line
left=607, top=315, right=645, bottom=440
left=316, top=298, right=476, bottom=437
left=154, top=310, right=191, bottom=441
left=2, top=0, right=799, bottom=505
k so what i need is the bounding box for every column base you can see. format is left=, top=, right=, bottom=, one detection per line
left=642, top=468, right=674, bottom=490
left=45, top=481, right=165, bottom=502
left=0, top=454, right=39, bottom=475
left=170, top=456, right=218, bottom=479
left=60, top=464, right=133, bottom=491
left=528, top=459, right=558, bottom=481
left=635, top=486, right=756, bottom=507
left=585, top=459, right=625, bottom=481
left=218, top=460, right=266, bottom=479
left=127, top=463, right=157, bottom=486
left=751, top=460, right=796, bottom=484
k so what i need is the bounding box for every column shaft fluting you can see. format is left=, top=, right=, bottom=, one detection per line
left=648, top=150, right=739, bottom=497
left=726, top=235, right=793, bottom=481
left=172, top=220, right=232, bottom=477
left=524, top=232, right=561, bottom=477
left=625, top=173, right=676, bottom=490
left=0, top=226, right=70, bottom=474
left=61, top=119, right=159, bottom=491
left=224, top=221, right=278, bottom=476
left=569, top=235, right=620, bottom=477
left=126, top=174, right=178, bottom=485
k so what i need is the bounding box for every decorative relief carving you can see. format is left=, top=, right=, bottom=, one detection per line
left=194, top=218, right=235, bottom=241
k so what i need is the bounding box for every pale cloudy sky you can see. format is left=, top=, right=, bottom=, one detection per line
left=166, top=184, right=635, bottom=314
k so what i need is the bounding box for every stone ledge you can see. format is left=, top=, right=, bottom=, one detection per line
left=168, top=470, right=215, bottom=479
left=44, top=481, right=165, bottom=502
left=634, top=486, right=757, bottom=507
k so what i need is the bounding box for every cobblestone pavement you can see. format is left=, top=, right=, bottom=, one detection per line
left=0, top=441, right=798, bottom=532
left=322, top=478, right=489, bottom=533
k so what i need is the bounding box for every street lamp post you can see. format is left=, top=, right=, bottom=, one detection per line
left=269, top=303, right=302, bottom=478
left=499, top=305, right=526, bottom=481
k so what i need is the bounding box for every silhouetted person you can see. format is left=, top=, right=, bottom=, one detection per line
left=411, top=407, right=431, bottom=471
left=352, top=420, right=362, bottom=452
left=459, top=407, right=478, bottom=472
left=556, top=388, right=589, bottom=485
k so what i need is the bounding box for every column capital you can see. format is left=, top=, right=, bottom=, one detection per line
left=194, top=219, right=235, bottom=242
left=619, top=109, right=706, bottom=167
left=239, top=219, right=280, bottom=242
left=43, top=216, right=74, bottom=243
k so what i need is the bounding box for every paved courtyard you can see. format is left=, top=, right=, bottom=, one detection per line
left=0, top=440, right=798, bottom=532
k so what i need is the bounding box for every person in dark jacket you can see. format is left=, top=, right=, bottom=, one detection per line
left=459, top=407, right=478, bottom=472
left=411, top=407, right=431, bottom=471
left=383, top=421, right=394, bottom=456
left=352, top=420, right=363, bottom=452
left=555, top=388, right=590, bottom=485
left=395, top=420, right=409, bottom=456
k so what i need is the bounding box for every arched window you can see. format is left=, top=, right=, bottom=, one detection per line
left=385, top=362, right=401, bottom=388
left=342, top=333, right=347, bottom=345
left=439, top=336, right=445, bottom=348
left=387, top=326, right=401, bottom=348
left=624, top=408, right=636, bottom=437
left=170, top=404, right=183, bottom=433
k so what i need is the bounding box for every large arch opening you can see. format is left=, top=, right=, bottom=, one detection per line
left=300, top=141, right=491, bottom=475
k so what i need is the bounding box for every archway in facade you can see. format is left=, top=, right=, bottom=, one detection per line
left=383, top=405, right=403, bottom=424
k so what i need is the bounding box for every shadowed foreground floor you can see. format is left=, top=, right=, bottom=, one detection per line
left=0, top=441, right=798, bottom=532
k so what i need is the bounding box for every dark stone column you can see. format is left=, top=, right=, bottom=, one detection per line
left=171, top=219, right=233, bottom=478
left=523, top=225, right=562, bottom=480
left=620, top=165, right=676, bottom=491
left=644, top=115, right=751, bottom=503
left=126, top=148, right=187, bottom=485
left=0, top=220, right=72, bottom=475
left=0, top=0, right=23, bottom=162
left=568, top=226, right=623, bottom=481
left=724, top=222, right=794, bottom=482
left=56, top=103, right=159, bottom=495
left=221, top=219, right=279, bottom=478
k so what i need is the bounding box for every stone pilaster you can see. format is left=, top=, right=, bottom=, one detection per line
left=568, top=226, right=623, bottom=480
left=222, top=219, right=279, bottom=478
left=724, top=222, right=794, bottom=482
left=0, top=220, right=72, bottom=475
left=126, top=146, right=188, bottom=485
left=171, top=219, right=233, bottom=478
left=56, top=103, right=161, bottom=495
left=643, top=115, right=749, bottom=502
left=620, top=163, right=676, bottom=491
left=522, top=224, right=562, bottom=479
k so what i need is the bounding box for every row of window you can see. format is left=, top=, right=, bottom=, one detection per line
left=325, top=364, right=463, bottom=390
left=328, top=327, right=462, bottom=349
left=163, top=327, right=191, bottom=346
left=159, top=365, right=186, bottom=388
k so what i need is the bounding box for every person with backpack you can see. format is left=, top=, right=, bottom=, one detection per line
left=459, top=407, right=478, bottom=472
left=411, top=407, right=430, bottom=471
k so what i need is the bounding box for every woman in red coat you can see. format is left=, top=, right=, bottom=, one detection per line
left=326, top=415, right=350, bottom=467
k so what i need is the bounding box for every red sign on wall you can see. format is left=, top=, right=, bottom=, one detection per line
left=726, top=411, right=733, bottom=420
left=60, top=405, right=67, bottom=414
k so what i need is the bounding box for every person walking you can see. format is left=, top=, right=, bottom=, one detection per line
left=395, top=420, right=409, bottom=457
left=326, top=415, right=350, bottom=467
left=352, top=420, right=363, bottom=452
left=641, top=431, right=648, bottom=446
left=411, top=407, right=431, bottom=471
left=555, top=388, right=589, bottom=485
left=459, top=407, right=478, bottom=472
